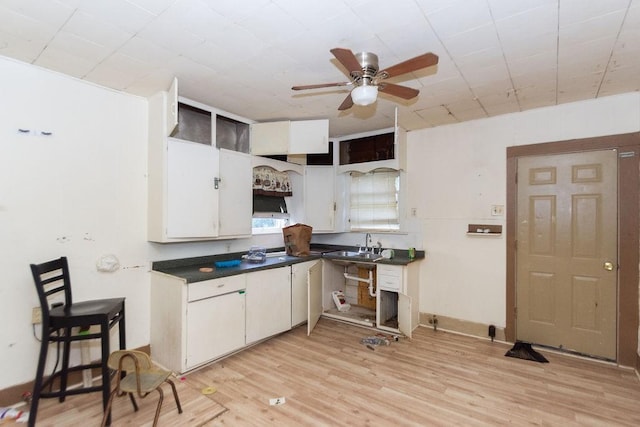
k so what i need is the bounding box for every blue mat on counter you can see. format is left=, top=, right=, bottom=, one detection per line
left=214, top=260, right=241, bottom=268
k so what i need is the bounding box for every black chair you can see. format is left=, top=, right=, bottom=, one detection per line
left=29, top=256, right=126, bottom=427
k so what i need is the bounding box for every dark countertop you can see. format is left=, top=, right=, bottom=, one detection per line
left=152, top=252, right=321, bottom=283
left=152, top=245, right=424, bottom=284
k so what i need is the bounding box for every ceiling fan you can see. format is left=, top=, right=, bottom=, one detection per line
left=292, top=48, right=439, bottom=110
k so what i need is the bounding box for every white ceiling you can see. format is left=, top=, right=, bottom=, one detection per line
left=1, top=0, right=639, bottom=137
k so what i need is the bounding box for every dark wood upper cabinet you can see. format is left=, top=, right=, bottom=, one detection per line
left=339, top=132, right=394, bottom=165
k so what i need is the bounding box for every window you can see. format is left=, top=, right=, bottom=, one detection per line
left=252, top=195, right=290, bottom=234
left=349, top=169, right=400, bottom=231
left=252, top=216, right=290, bottom=234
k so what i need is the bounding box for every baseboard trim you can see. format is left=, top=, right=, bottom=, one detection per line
left=419, top=312, right=506, bottom=342
left=0, top=344, right=150, bottom=407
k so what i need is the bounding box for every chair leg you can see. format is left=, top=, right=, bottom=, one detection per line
left=128, top=392, right=139, bottom=412
left=27, top=332, right=50, bottom=427
left=100, top=321, right=111, bottom=425
left=118, top=302, right=126, bottom=350
left=100, top=389, right=118, bottom=427
left=152, top=388, right=165, bottom=427
left=166, top=379, right=183, bottom=414
left=59, top=327, right=72, bottom=402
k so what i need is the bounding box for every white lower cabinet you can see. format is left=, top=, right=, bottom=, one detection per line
left=376, top=263, right=419, bottom=338
left=186, top=289, right=245, bottom=368
left=150, top=258, right=418, bottom=374
left=245, top=266, right=292, bottom=344
left=150, top=272, right=246, bottom=373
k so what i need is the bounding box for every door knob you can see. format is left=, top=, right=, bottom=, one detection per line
left=603, top=261, right=614, bottom=271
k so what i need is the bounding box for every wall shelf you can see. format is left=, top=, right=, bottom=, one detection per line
left=466, top=224, right=502, bottom=236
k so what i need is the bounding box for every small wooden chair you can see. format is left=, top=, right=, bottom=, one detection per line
left=100, top=350, right=183, bottom=427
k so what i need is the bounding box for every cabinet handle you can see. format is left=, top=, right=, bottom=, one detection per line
left=214, top=177, right=221, bottom=189
left=217, top=284, right=225, bottom=288
left=18, top=129, right=30, bottom=134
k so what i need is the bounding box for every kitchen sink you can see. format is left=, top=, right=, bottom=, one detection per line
left=324, top=250, right=383, bottom=266
left=326, top=250, right=361, bottom=257
left=356, top=252, right=381, bottom=260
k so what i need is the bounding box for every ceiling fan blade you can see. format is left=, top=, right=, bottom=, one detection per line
left=292, top=82, right=350, bottom=90
left=380, top=52, right=439, bottom=78
left=330, top=48, right=362, bottom=74
left=338, top=93, right=353, bottom=111
left=379, top=83, right=420, bottom=100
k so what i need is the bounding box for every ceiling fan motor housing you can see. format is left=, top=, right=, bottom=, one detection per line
left=352, top=52, right=379, bottom=85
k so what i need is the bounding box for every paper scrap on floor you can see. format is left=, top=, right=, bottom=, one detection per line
left=269, top=397, right=286, bottom=406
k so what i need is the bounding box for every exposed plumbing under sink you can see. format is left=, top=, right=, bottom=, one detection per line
left=342, top=268, right=376, bottom=298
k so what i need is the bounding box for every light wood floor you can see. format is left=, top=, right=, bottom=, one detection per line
left=189, top=318, right=640, bottom=426
left=30, top=318, right=640, bottom=426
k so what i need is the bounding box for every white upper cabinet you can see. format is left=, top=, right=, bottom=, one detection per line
left=304, top=166, right=335, bottom=232
left=218, top=149, right=252, bottom=237
left=166, top=139, right=219, bottom=238
left=250, top=119, right=329, bottom=155
left=250, top=121, right=288, bottom=154
left=147, top=79, right=252, bottom=242
left=290, top=120, right=329, bottom=154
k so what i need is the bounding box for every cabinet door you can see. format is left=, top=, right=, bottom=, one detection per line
left=307, top=261, right=322, bottom=336
left=292, top=261, right=316, bottom=327
left=289, top=119, right=329, bottom=154
left=398, top=293, right=412, bottom=339
left=250, top=121, right=289, bottom=155
left=166, top=77, right=178, bottom=136
left=246, top=267, right=292, bottom=344
left=305, top=166, right=335, bottom=232
left=218, top=149, right=252, bottom=237
left=186, top=290, right=245, bottom=369
left=167, top=139, right=219, bottom=238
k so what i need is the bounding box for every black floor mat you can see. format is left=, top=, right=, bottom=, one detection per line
left=505, top=341, right=549, bottom=363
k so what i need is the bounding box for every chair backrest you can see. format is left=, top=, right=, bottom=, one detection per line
left=108, top=350, right=154, bottom=373
left=30, top=257, right=73, bottom=320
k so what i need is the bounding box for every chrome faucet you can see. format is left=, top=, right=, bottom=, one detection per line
left=363, top=233, right=372, bottom=252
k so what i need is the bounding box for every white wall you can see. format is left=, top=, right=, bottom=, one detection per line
left=407, top=92, right=640, bottom=329
left=0, top=56, right=305, bottom=392
left=2, top=52, right=639, bottom=392
left=0, top=57, right=151, bottom=390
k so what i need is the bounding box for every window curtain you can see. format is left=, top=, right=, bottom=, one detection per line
left=253, top=166, right=292, bottom=197
left=350, top=169, right=399, bottom=230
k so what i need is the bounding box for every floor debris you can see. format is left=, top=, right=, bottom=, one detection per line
left=360, top=336, right=390, bottom=347
left=269, top=397, right=286, bottom=406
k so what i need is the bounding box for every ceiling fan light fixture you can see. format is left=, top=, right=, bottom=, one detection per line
left=351, top=84, right=378, bottom=106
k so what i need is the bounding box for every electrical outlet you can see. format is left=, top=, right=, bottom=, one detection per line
left=31, top=307, right=42, bottom=324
